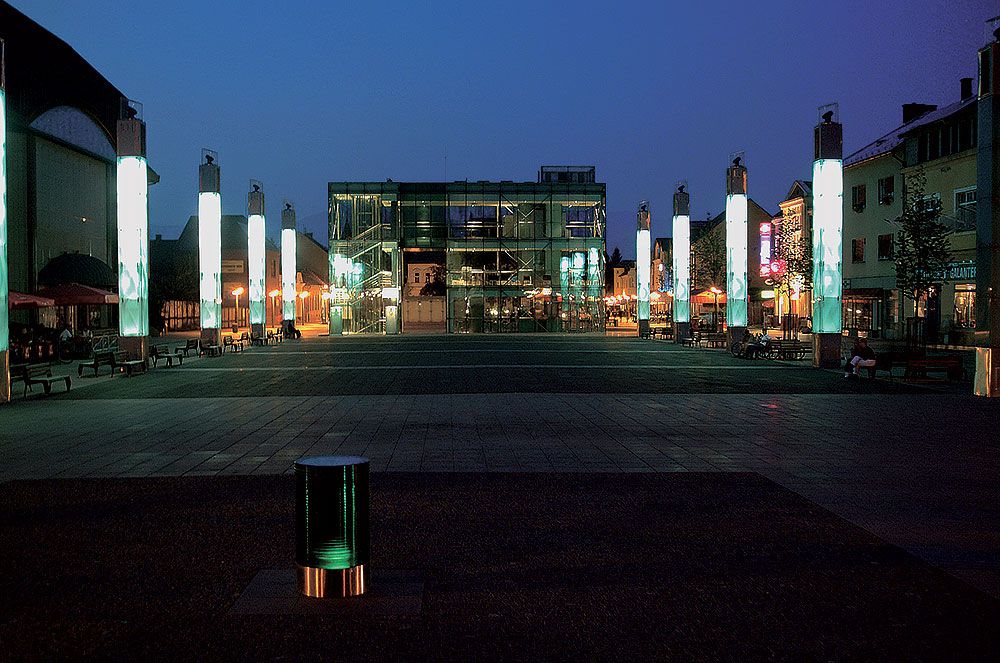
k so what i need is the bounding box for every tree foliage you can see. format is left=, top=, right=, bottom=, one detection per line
left=419, top=264, right=447, bottom=296
left=692, top=230, right=725, bottom=291
left=772, top=208, right=812, bottom=293
left=893, top=169, right=953, bottom=304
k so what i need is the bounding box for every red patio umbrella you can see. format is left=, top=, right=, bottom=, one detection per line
left=8, top=291, right=57, bottom=309
left=34, top=283, right=119, bottom=306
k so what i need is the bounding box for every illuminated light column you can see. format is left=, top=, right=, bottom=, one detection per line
left=636, top=201, right=651, bottom=337
left=725, top=156, right=749, bottom=342
left=587, top=247, right=602, bottom=329
left=0, top=46, right=9, bottom=403
left=247, top=181, right=266, bottom=338
left=812, top=105, right=844, bottom=367
left=559, top=255, right=570, bottom=330
left=571, top=251, right=585, bottom=328
left=115, top=101, right=149, bottom=362
left=281, top=202, right=297, bottom=330
left=672, top=184, right=691, bottom=342
left=198, top=150, right=222, bottom=346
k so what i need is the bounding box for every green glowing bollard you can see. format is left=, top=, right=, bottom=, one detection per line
left=636, top=202, right=651, bottom=337
left=672, top=185, right=691, bottom=340
left=296, top=456, right=370, bottom=598
left=247, top=181, right=266, bottom=336
left=812, top=105, right=844, bottom=368
left=281, top=202, right=297, bottom=329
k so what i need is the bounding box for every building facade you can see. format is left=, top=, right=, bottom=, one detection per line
left=328, top=167, right=606, bottom=334
left=843, top=83, right=979, bottom=342
left=2, top=1, right=156, bottom=334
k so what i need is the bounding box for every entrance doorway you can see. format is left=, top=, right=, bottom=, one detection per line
left=403, top=250, right=447, bottom=333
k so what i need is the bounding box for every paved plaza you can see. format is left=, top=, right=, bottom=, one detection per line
left=3, top=333, right=1000, bottom=603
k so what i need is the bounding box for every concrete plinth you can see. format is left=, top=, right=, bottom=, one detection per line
left=118, top=336, right=148, bottom=363
left=200, top=328, right=221, bottom=347
left=638, top=319, right=651, bottom=338
left=674, top=321, right=691, bottom=343
left=0, top=350, right=10, bottom=404
left=251, top=323, right=264, bottom=339
left=727, top=326, right=746, bottom=350
left=812, top=333, right=842, bottom=368
left=974, top=348, right=999, bottom=397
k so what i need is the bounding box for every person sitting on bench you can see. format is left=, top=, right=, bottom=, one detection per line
left=844, top=338, right=876, bottom=378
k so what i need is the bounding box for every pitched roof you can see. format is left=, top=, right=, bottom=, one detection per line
left=845, top=96, right=976, bottom=167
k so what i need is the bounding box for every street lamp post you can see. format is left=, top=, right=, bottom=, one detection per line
left=673, top=184, right=691, bottom=343
left=198, top=150, right=222, bottom=348
left=232, top=286, right=245, bottom=330
left=725, top=155, right=748, bottom=345
left=636, top=202, right=651, bottom=338
left=0, top=41, right=10, bottom=404
left=115, top=99, right=149, bottom=363
left=812, top=104, right=844, bottom=368
left=710, top=286, right=723, bottom=332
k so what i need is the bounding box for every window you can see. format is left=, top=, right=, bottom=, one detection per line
left=851, top=237, right=866, bottom=263
left=851, top=184, right=866, bottom=212
left=954, top=186, right=977, bottom=228
left=413, top=272, right=420, bottom=283
left=954, top=284, right=976, bottom=328
left=877, top=176, right=894, bottom=205
left=877, top=234, right=894, bottom=261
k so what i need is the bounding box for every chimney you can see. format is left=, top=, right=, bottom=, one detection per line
left=961, top=77, right=974, bottom=100
left=155, top=233, right=162, bottom=241
left=902, top=102, right=937, bottom=124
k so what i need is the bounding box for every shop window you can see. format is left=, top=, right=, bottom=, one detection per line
left=877, top=176, right=894, bottom=205
left=954, top=284, right=976, bottom=328
left=851, top=184, right=866, bottom=212
left=877, top=234, right=894, bottom=261
left=851, top=237, right=866, bottom=263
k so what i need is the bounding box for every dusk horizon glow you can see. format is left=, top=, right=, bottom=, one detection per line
left=11, top=0, right=996, bottom=257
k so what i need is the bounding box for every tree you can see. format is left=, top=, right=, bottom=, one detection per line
left=609, top=246, right=623, bottom=267
left=692, top=229, right=725, bottom=291
left=149, top=250, right=199, bottom=333
left=605, top=246, right=623, bottom=289
left=893, top=169, right=952, bottom=338
left=770, top=207, right=812, bottom=303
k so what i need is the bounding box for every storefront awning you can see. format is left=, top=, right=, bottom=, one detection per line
left=843, top=288, right=884, bottom=298
left=35, top=283, right=119, bottom=306
left=9, top=291, right=56, bottom=309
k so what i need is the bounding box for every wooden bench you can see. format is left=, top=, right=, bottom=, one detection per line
left=150, top=344, right=184, bottom=368
left=200, top=341, right=223, bottom=357
left=77, top=350, right=116, bottom=377
left=905, top=356, right=963, bottom=382
left=770, top=339, right=809, bottom=360
left=680, top=331, right=700, bottom=347
left=175, top=339, right=199, bottom=357
left=116, top=351, right=147, bottom=377
left=703, top=332, right=727, bottom=348
left=15, top=363, right=71, bottom=396
left=223, top=335, right=244, bottom=353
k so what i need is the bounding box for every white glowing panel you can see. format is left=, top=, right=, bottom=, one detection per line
left=587, top=247, right=601, bottom=300
left=0, top=88, right=8, bottom=351
left=281, top=228, right=296, bottom=322
left=198, top=192, right=222, bottom=329
left=247, top=213, right=266, bottom=325
left=116, top=156, right=148, bottom=336
left=725, top=194, right=748, bottom=327
left=672, top=214, right=690, bottom=323
left=812, top=158, right=843, bottom=333
left=636, top=228, right=650, bottom=321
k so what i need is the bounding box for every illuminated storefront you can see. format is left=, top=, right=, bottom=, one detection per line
left=328, top=167, right=605, bottom=334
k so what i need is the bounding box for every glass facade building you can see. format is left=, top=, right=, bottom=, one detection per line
left=328, top=167, right=606, bottom=334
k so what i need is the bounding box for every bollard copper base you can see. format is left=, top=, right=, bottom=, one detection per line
left=298, top=564, right=365, bottom=598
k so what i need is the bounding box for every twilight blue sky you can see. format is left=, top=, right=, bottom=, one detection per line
left=12, top=0, right=997, bottom=256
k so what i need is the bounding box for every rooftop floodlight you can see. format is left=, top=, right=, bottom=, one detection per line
left=281, top=201, right=297, bottom=329
left=725, top=152, right=748, bottom=336
left=247, top=180, right=266, bottom=336
left=636, top=201, right=651, bottom=337
left=1, top=41, right=9, bottom=403
left=672, top=183, right=692, bottom=341
left=811, top=103, right=844, bottom=367
left=198, top=149, right=222, bottom=345
left=116, top=99, right=149, bottom=354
